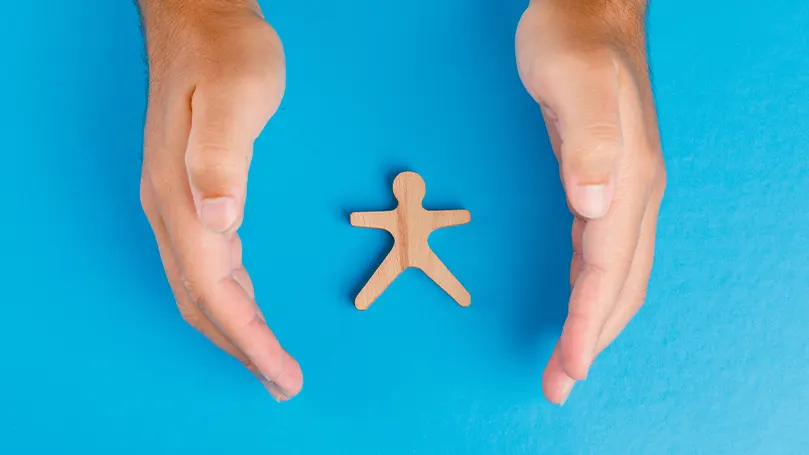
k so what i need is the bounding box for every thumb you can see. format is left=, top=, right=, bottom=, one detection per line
left=547, top=57, right=622, bottom=220
left=517, top=8, right=623, bottom=219
left=185, top=79, right=282, bottom=233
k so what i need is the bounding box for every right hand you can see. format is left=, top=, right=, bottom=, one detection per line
left=138, top=1, right=302, bottom=401
left=516, top=0, right=666, bottom=405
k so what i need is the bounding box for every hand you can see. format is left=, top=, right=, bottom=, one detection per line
left=516, top=0, right=667, bottom=404
left=138, top=1, right=302, bottom=401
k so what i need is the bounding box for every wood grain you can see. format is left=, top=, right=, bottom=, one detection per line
left=350, top=171, right=471, bottom=310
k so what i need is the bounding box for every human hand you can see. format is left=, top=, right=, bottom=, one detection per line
left=138, top=0, right=302, bottom=401
left=516, top=0, right=666, bottom=404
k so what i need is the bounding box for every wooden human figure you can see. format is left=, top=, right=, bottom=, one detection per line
left=350, top=171, right=471, bottom=310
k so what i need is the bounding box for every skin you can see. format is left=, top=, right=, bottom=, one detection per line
left=137, top=0, right=665, bottom=405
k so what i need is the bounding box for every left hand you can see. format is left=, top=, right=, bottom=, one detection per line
left=516, top=0, right=667, bottom=404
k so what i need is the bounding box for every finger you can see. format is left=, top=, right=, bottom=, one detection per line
left=559, top=172, right=645, bottom=380
left=542, top=343, right=576, bottom=406
left=191, top=263, right=303, bottom=400
left=543, top=219, right=581, bottom=407
left=186, top=72, right=284, bottom=233
left=540, top=217, right=582, bottom=406
left=231, top=234, right=255, bottom=299
left=558, top=59, right=664, bottom=379
left=163, top=177, right=303, bottom=399
left=146, top=206, right=288, bottom=401
left=594, top=180, right=664, bottom=356
left=141, top=180, right=260, bottom=377
left=570, top=217, right=585, bottom=289
left=544, top=196, right=655, bottom=405
left=541, top=216, right=583, bottom=406
left=545, top=193, right=657, bottom=404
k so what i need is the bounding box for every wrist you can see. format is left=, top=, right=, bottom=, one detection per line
left=138, top=0, right=259, bottom=21
left=137, top=0, right=262, bottom=71
left=540, top=0, right=647, bottom=36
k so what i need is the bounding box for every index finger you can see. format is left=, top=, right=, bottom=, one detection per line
left=150, top=90, right=302, bottom=399
left=163, top=179, right=303, bottom=398
left=559, top=179, right=645, bottom=380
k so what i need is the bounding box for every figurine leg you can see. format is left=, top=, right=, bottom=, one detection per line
left=355, top=250, right=404, bottom=310
left=417, top=250, right=471, bottom=307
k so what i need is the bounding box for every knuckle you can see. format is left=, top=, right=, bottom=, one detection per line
left=198, top=48, right=285, bottom=110
left=228, top=71, right=285, bottom=115
left=583, top=122, right=622, bottom=145
left=186, top=143, right=233, bottom=163
left=240, top=356, right=256, bottom=372
left=564, top=140, right=620, bottom=182
left=633, top=288, right=649, bottom=309
left=631, top=143, right=666, bottom=196
left=180, top=274, right=208, bottom=309
left=643, top=153, right=667, bottom=200
left=139, top=173, right=160, bottom=222
left=621, top=284, right=649, bottom=312
left=653, top=159, right=668, bottom=194
left=178, top=303, right=203, bottom=328
left=563, top=124, right=621, bottom=158
left=653, top=170, right=667, bottom=201
left=148, top=176, right=174, bottom=206
left=582, top=261, right=611, bottom=281
left=566, top=303, right=600, bottom=329
left=229, top=67, right=282, bottom=95
left=571, top=125, right=623, bottom=161
left=238, top=311, right=266, bottom=333
left=536, top=49, right=615, bottom=93
left=185, top=147, right=244, bottom=186
left=140, top=146, right=176, bottom=203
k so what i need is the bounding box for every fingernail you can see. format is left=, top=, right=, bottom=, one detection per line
left=263, top=380, right=291, bottom=402
left=573, top=184, right=611, bottom=219
left=200, top=197, right=238, bottom=233
left=559, top=379, right=576, bottom=406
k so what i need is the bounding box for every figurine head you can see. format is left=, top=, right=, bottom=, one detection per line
left=393, top=171, right=426, bottom=205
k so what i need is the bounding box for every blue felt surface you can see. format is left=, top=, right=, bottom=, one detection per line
left=2, top=0, right=808, bottom=453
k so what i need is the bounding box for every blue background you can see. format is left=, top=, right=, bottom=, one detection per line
left=1, top=0, right=808, bottom=453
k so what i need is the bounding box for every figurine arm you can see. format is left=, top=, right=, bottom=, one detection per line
left=350, top=211, right=396, bottom=230
left=429, top=210, right=471, bottom=230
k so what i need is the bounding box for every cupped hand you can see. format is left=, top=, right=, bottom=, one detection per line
left=516, top=0, right=666, bottom=404
left=138, top=2, right=302, bottom=401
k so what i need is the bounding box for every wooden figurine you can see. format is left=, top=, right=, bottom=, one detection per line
left=351, top=171, right=471, bottom=310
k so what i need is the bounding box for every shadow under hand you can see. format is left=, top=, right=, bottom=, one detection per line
left=470, top=0, right=572, bottom=361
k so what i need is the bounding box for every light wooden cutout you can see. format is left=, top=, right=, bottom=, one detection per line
left=351, top=171, right=471, bottom=310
